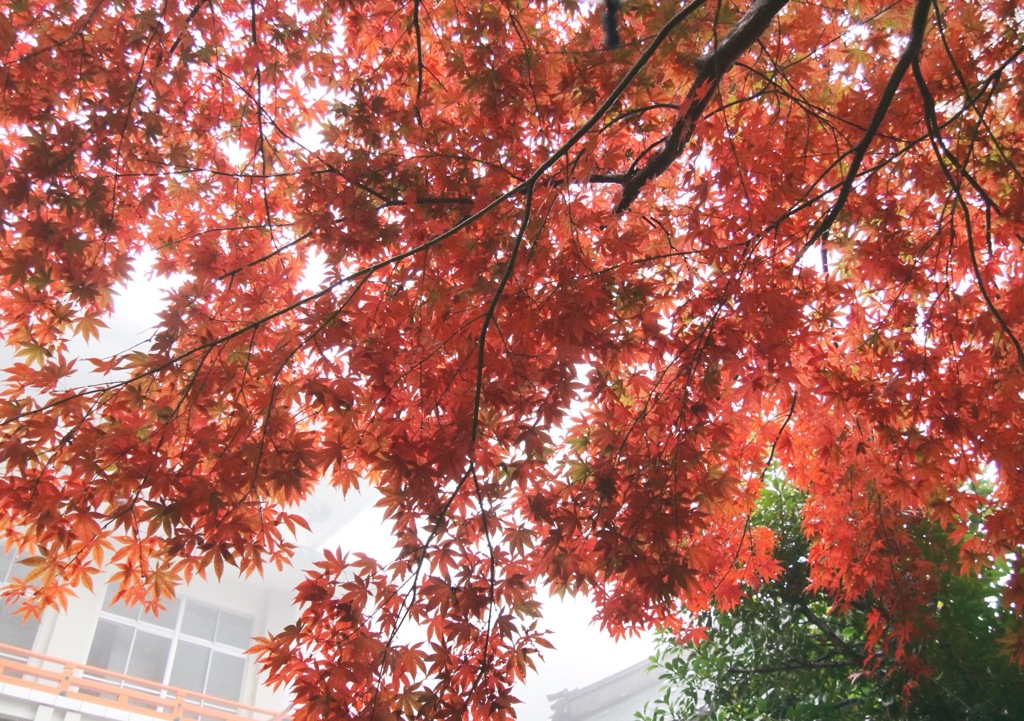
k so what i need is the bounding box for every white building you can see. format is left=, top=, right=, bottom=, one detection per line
left=2, top=480, right=671, bottom=721
left=547, top=661, right=662, bottom=721
left=0, top=551, right=293, bottom=721
left=0, top=485, right=370, bottom=721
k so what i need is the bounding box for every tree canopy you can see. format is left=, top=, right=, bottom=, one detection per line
left=2, top=0, right=1024, bottom=718
left=643, top=477, right=1024, bottom=720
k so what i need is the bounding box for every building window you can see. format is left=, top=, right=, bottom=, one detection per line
left=86, top=586, right=252, bottom=702
left=0, top=547, right=41, bottom=650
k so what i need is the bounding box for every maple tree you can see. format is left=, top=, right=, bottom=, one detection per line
left=1, top=0, right=1024, bottom=717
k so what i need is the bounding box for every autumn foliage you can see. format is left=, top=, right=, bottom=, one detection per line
left=2, top=0, right=1024, bottom=717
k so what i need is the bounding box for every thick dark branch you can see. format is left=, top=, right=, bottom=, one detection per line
left=166, top=0, right=213, bottom=61
left=801, top=0, right=932, bottom=251
left=613, top=0, right=790, bottom=213
left=798, top=601, right=865, bottom=665
left=535, top=0, right=710, bottom=183
left=378, top=195, right=475, bottom=208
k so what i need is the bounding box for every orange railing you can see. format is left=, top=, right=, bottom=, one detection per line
left=0, top=641, right=291, bottom=721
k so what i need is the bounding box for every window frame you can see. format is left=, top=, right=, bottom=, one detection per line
left=88, top=588, right=254, bottom=702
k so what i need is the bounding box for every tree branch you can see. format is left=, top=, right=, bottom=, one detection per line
left=912, top=58, right=1024, bottom=370
left=614, top=0, right=790, bottom=213
left=727, top=657, right=856, bottom=675
left=410, top=0, right=425, bottom=127
left=800, top=0, right=932, bottom=252
left=798, top=600, right=865, bottom=665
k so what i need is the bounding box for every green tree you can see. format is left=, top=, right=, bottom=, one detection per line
left=643, top=479, right=1024, bottom=721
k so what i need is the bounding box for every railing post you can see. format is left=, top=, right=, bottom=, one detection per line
left=173, top=689, right=186, bottom=721
left=56, top=662, right=74, bottom=696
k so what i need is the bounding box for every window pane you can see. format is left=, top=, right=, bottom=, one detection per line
left=169, top=640, right=211, bottom=693
left=87, top=619, right=134, bottom=673
left=0, top=610, right=39, bottom=649
left=181, top=601, right=217, bottom=639
left=125, top=630, right=171, bottom=683
left=215, top=610, right=252, bottom=648
left=205, top=651, right=245, bottom=701
left=0, top=548, right=15, bottom=581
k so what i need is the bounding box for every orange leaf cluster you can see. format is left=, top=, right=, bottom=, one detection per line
left=3, top=0, right=1024, bottom=716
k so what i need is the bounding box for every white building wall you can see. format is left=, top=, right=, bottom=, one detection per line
left=0, top=566, right=298, bottom=721
left=41, top=592, right=105, bottom=664
left=0, top=484, right=376, bottom=721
